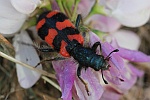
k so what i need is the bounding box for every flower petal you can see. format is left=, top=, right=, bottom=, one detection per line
left=10, top=0, right=41, bottom=14
left=0, top=18, right=26, bottom=35
left=52, top=58, right=77, bottom=100
left=110, top=0, right=150, bottom=27
left=101, top=86, right=122, bottom=100
left=107, top=63, right=142, bottom=94
left=128, top=64, right=144, bottom=77
left=115, top=68, right=137, bottom=92
left=13, top=31, right=42, bottom=88
left=101, top=64, right=143, bottom=100
left=87, top=15, right=121, bottom=32
left=118, top=47, right=150, bottom=62
left=0, top=0, right=27, bottom=34
left=109, top=30, right=141, bottom=50
left=102, top=42, right=124, bottom=70
left=51, top=0, right=60, bottom=10
left=77, top=0, right=95, bottom=17
left=112, top=8, right=150, bottom=27
left=74, top=68, right=104, bottom=100
left=103, top=60, right=126, bottom=85
left=89, top=31, right=101, bottom=44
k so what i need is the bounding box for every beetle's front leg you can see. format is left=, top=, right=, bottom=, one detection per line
left=75, top=14, right=82, bottom=29
left=77, top=65, right=90, bottom=95
left=91, top=41, right=102, bottom=52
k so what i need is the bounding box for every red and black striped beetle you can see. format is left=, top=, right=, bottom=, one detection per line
left=36, top=10, right=119, bottom=94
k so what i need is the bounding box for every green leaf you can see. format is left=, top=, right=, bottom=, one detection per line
left=21, top=17, right=37, bottom=30
left=91, top=29, right=106, bottom=40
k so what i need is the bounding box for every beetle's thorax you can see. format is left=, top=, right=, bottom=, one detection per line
left=66, top=41, right=108, bottom=71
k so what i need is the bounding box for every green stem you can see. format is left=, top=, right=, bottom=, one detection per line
left=62, top=1, right=72, bottom=18
left=83, top=0, right=97, bottom=21
left=56, top=0, right=65, bottom=13
left=84, top=0, right=106, bottom=21
left=83, top=12, right=93, bottom=22
left=71, top=0, right=80, bottom=21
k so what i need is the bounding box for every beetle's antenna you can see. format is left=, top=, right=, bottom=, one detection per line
left=101, top=70, right=108, bottom=84
left=105, top=49, right=119, bottom=60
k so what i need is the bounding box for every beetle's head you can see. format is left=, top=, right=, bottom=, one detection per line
left=92, top=49, right=119, bottom=84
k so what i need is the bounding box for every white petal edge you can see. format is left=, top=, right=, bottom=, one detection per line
left=107, top=30, right=141, bottom=50
left=0, top=0, right=27, bottom=34
left=0, top=0, right=27, bottom=19
left=10, top=0, right=41, bottom=14
left=112, top=8, right=150, bottom=27
left=86, top=15, right=121, bottom=32
left=13, top=31, right=42, bottom=88
left=102, top=0, right=150, bottom=27
left=0, top=17, right=26, bottom=35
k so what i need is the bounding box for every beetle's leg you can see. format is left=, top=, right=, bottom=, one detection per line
left=77, top=65, right=90, bottom=95
left=91, top=41, right=102, bottom=52
left=18, top=41, right=55, bottom=52
left=37, top=46, right=55, bottom=52
left=35, top=57, right=65, bottom=67
left=33, top=42, right=55, bottom=52
left=75, top=14, right=82, bottom=29
left=101, top=69, right=108, bottom=84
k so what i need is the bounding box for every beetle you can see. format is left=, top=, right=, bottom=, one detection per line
left=36, top=10, right=119, bottom=95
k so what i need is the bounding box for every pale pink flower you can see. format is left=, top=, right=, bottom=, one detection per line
left=101, top=0, right=150, bottom=27
left=51, top=31, right=147, bottom=100
left=78, top=0, right=150, bottom=29
left=106, top=30, right=141, bottom=50
left=0, top=0, right=40, bottom=35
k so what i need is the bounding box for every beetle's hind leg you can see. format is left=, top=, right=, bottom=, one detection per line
left=35, top=57, right=65, bottom=67
left=77, top=65, right=90, bottom=95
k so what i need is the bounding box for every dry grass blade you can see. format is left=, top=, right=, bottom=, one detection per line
left=41, top=76, right=61, bottom=91
left=0, top=51, right=56, bottom=79
left=0, top=34, right=15, bottom=56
